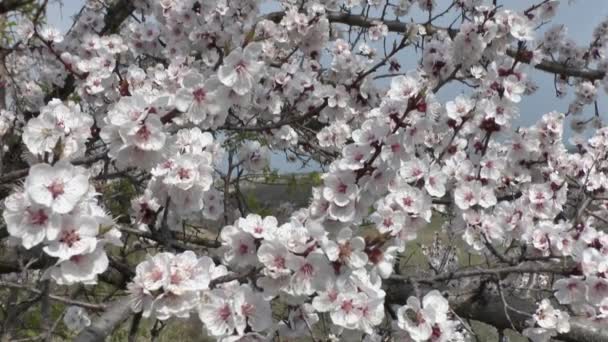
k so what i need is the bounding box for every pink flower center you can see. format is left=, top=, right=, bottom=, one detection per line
left=170, top=272, right=182, bottom=285
left=300, top=263, right=314, bottom=276
left=177, top=168, right=191, bottom=180
left=238, top=243, right=249, bottom=255
left=59, top=229, right=80, bottom=247
left=47, top=180, right=65, bottom=199
left=150, top=268, right=164, bottom=282
left=368, top=248, right=384, bottom=264
left=341, top=299, right=354, bottom=313
left=29, top=209, right=49, bottom=225
left=219, top=305, right=231, bottom=321
left=136, top=124, right=151, bottom=141
left=464, top=192, right=474, bottom=202
left=193, top=88, right=206, bottom=103
left=337, top=183, right=348, bottom=194
left=431, top=324, right=443, bottom=338
left=273, top=256, right=285, bottom=269
left=402, top=196, right=413, bottom=207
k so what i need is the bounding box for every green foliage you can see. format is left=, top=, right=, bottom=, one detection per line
left=307, top=171, right=323, bottom=186
left=19, top=301, right=69, bottom=340
left=110, top=317, right=215, bottom=342
left=286, top=174, right=298, bottom=195
left=68, top=92, right=82, bottom=103
left=243, top=191, right=273, bottom=216
left=103, top=178, right=137, bottom=221
left=263, top=168, right=280, bottom=184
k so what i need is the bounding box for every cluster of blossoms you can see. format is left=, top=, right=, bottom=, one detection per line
left=146, top=126, right=224, bottom=222
left=3, top=0, right=608, bottom=341
left=3, top=161, right=120, bottom=284
left=129, top=210, right=462, bottom=341
left=130, top=213, right=389, bottom=339
left=128, top=251, right=226, bottom=320
left=126, top=133, right=225, bottom=231
left=396, top=291, right=463, bottom=342
left=22, top=99, right=93, bottom=161
left=13, top=7, right=129, bottom=109
left=100, top=92, right=173, bottom=170
left=523, top=299, right=571, bottom=342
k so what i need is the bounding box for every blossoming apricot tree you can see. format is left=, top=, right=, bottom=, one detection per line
left=0, top=0, right=608, bottom=341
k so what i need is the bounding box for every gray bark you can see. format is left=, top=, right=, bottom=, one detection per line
left=74, top=298, right=132, bottom=342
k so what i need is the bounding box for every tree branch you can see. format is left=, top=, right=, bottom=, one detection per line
left=0, top=150, right=108, bottom=184
left=390, top=263, right=571, bottom=284
left=0, top=0, right=35, bottom=15
left=117, top=226, right=221, bottom=249
left=384, top=273, right=608, bottom=342
left=458, top=292, right=608, bottom=342
left=265, top=11, right=606, bottom=81
left=73, top=298, right=131, bottom=342
left=0, top=281, right=106, bottom=311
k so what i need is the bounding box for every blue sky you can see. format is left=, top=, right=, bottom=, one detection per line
left=47, top=0, right=608, bottom=173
